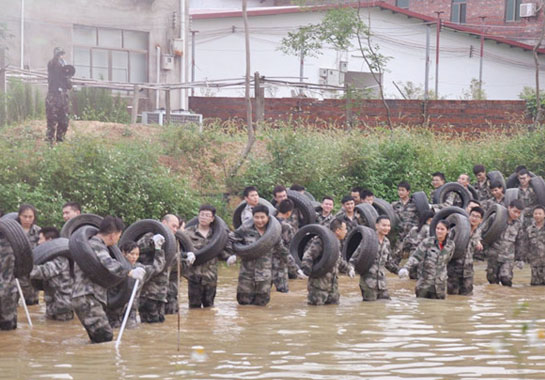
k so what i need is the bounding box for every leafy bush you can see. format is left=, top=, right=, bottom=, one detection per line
left=0, top=79, right=44, bottom=126
left=71, top=87, right=130, bottom=124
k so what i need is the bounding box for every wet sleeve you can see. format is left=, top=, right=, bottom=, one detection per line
left=404, top=241, right=425, bottom=271
left=337, top=256, right=351, bottom=274
left=515, top=226, right=526, bottom=262
left=96, top=247, right=130, bottom=278
left=287, top=253, right=300, bottom=273
left=301, top=239, right=320, bottom=276
left=29, top=257, right=67, bottom=280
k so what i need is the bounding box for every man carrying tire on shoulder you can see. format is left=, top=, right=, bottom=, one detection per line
left=483, top=182, right=506, bottom=213
left=0, top=228, right=18, bottom=330
left=430, top=172, right=446, bottom=201
left=351, top=216, right=398, bottom=302
left=485, top=200, right=525, bottom=287
left=316, top=196, right=335, bottom=227
left=183, top=204, right=231, bottom=308
left=137, top=214, right=179, bottom=323
left=524, top=205, right=545, bottom=286
left=335, top=195, right=360, bottom=235
left=517, top=169, right=538, bottom=228
left=30, top=227, right=74, bottom=321
left=391, top=181, right=418, bottom=266
left=273, top=199, right=306, bottom=293
left=72, top=216, right=143, bottom=343
left=227, top=204, right=288, bottom=306
left=241, top=186, right=260, bottom=227
left=473, top=165, right=491, bottom=201
left=301, top=219, right=354, bottom=306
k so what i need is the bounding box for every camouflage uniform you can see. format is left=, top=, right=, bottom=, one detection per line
left=301, top=236, right=350, bottom=305
left=273, top=216, right=300, bottom=292
left=227, top=224, right=288, bottom=306
left=473, top=179, right=491, bottom=201
left=352, top=236, right=398, bottom=301
left=72, top=236, right=130, bottom=343
left=402, top=237, right=456, bottom=299
left=106, top=254, right=163, bottom=329
left=137, top=232, right=167, bottom=323
left=286, top=207, right=303, bottom=232
left=46, top=56, right=71, bottom=142
left=182, top=225, right=229, bottom=308
left=29, top=256, right=73, bottom=321
left=447, top=228, right=481, bottom=295
left=165, top=266, right=179, bottom=314
left=316, top=212, right=335, bottom=227
left=19, top=224, right=41, bottom=305
left=0, top=236, right=17, bottom=330
left=335, top=210, right=360, bottom=235
left=518, top=186, right=537, bottom=227
left=482, top=196, right=506, bottom=214
left=485, top=218, right=523, bottom=287
left=391, top=199, right=418, bottom=266
left=402, top=224, right=430, bottom=279
left=240, top=204, right=254, bottom=227
left=523, top=221, right=545, bottom=285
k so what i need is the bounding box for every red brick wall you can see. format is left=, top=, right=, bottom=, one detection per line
left=188, top=96, right=531, bottom=134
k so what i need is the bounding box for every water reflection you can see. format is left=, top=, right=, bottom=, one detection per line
left=1, top=262, right=544, bottom=379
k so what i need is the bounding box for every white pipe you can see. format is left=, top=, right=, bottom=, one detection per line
left=16, top=278, right=32, bottom=327
left=180, top=0, right=185, bottom=110
left=115, top=279, right=139, bottom=348
left=20, top=0, right=24, bottom=69
left=156, top=45, right=160, bottom=109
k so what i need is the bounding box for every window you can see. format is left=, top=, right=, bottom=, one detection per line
left=396, top=0, right=409, bottom=8
left=73, top=25, right=148, bottom=83
left=505, top=0, right=522, bottom=21
left=451, top=0, right=466, bottom=24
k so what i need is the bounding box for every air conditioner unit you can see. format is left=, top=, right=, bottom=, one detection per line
left=520, top=3, right=537, bottom=17
left=141, top=110, right=202, bottom=126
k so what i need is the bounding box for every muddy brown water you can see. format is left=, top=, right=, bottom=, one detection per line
left=1, top=262, right=544, bottom=380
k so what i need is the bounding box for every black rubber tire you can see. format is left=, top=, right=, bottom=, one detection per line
left=119, top=219, right=177, bottom=267
left=60, top=214, right=103, bottom=238
left=467, top=185, right=479, bottom=201
left=430, top=206, right=469, bottom=236
left=289, top=224, right=340, bottom=278
left=481, top=204, right=508, bottom=246
left=433, top=182, right=471, bottom=209
left=0, top=219, right=33, bottom=279
left=232, top=197, right=276, bottom=229
left=170, top=230, right=195, bottom=274
left=311, top=201, right=322, bottom=211
left=303, top=191, right=316, bottom=202
left=342, top=225, right=378, bottom=275
left=184, top=216, right=229, bottom=265
left=372, top=198, right=398, bottom=228
left=487, top=170, right=506, bottom=190
left=531, top=176, right=545, bottom=206
left=107, top=275, right=135, bottom=310
left=69, top=225, right=129, bottom=289
left=412, top=191, right=430, bottom=220
left=504, top=188, right=519, bottom=207
left=444, top=213, right=471, bottom=260
left=286, top=189, right=317, bottom=226
left=234, top=216, right=282, bottom=261
left=0, top=212, right=18, bottom=221
left=506, top=170, right=536, bottom=189
left=355, top=203, right=378, bottom=229
left=31, top=238, right=72, bottom=290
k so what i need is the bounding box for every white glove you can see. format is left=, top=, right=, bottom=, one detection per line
left=226, top=255, right=237, bottom=266
left=186, top=251, right=196, bottom=265
left=348, top=267, right=356, bottom=278
left=515, top=261, right=524, bottom=270
left=296, top=269, right=308, bottom=279
left=398, top=268, right=409, bottom=279
left=152, top=234, right=165, bottom=249
left=129, top=267, right=146, bottom=282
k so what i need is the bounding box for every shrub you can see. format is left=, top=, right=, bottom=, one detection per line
left=71, top=87, right=130, bottom=124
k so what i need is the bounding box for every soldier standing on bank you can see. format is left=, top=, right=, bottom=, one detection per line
left=46, top=47, right=73, bottom=143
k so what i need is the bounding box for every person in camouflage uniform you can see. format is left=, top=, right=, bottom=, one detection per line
left=482, top=182, right=506, bottom=213
left=447, top=207, right=484, bottom=295
left=360, top=189, right=375, bottom=205
left=316, top=196, right=335, bottom=226
left=137, top=214, right=178, bottom=323
left=391, top=181, right=419, bottom=266
left=430, top=172, right=446, bottom=201
left=17, top=204, right=41, bottom=305
left=165, top=218, right=185, bottom=315
left=523, top=205, right=545, bottom=285
left=46, top=47, right=72, bottom=143
left=29, top=227, right=73, bottom=321
left=301, top=219, right=354, bottom=305
left=399, top=220, right=455, bottom=299
left=351, top=216, right=398, bottom=301
left=402, top=211, right=434, bottom=279
left=335, top=195, right=360, bottom=235
left=517, top=169, right=537, bottom=228
left=273, top=185, right=303, bottom=232
left=227, top=204, right=288, bottom=306
left=473, top=164, right=492, bottom=201
left=107, top=240, right=165, bottom=328
left=485, top=200, right=524, bottom=287
left=443, top=174, right=472, bottom=209
left=182, top=205, right=232, bottom=308
left=241, top=186, right=260, bottom=227
left=273, top=199, right=306, bottom=292
left=351, top=187, right=363, bottom=205
left=0, top=233, right=17, bottom=330
left=72, top=216, right=141, bottom=343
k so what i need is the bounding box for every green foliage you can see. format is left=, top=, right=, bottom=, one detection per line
left=0, top=127, right=200, bottom=228
left=519, top=86, right=544, bottom=119
left=0, top=79, right=44, bottom=126
left=278, top=25, right=322, bottom=58
left=71, top=87, right=130, bottom=124
left=461, top=78, right=487, bottom=100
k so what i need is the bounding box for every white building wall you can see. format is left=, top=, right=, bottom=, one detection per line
left=191, top=7, right=545, bottom=100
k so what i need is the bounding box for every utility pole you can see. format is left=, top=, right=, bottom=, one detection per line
left=479, top=16, right=486, bottom=99
left=434, top=11, right=444, bottom=99
left=191, top=30, right=197, bottom=97
left=299, top=48, right=304, bottom=96
left=20, top=0, right=24, bottom=69
left=0, top=48, right=7, bottom=125
left=424, top=24, right=431, bottom=100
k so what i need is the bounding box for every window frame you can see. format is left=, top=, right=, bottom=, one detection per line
left=395, top=0, right=410, bottom=9
left=451, top=0, right=467, bottom=24
left=505, top=0, right=522, bottom=22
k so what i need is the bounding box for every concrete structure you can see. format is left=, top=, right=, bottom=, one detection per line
left=191, top=2, right=545, bottom=99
